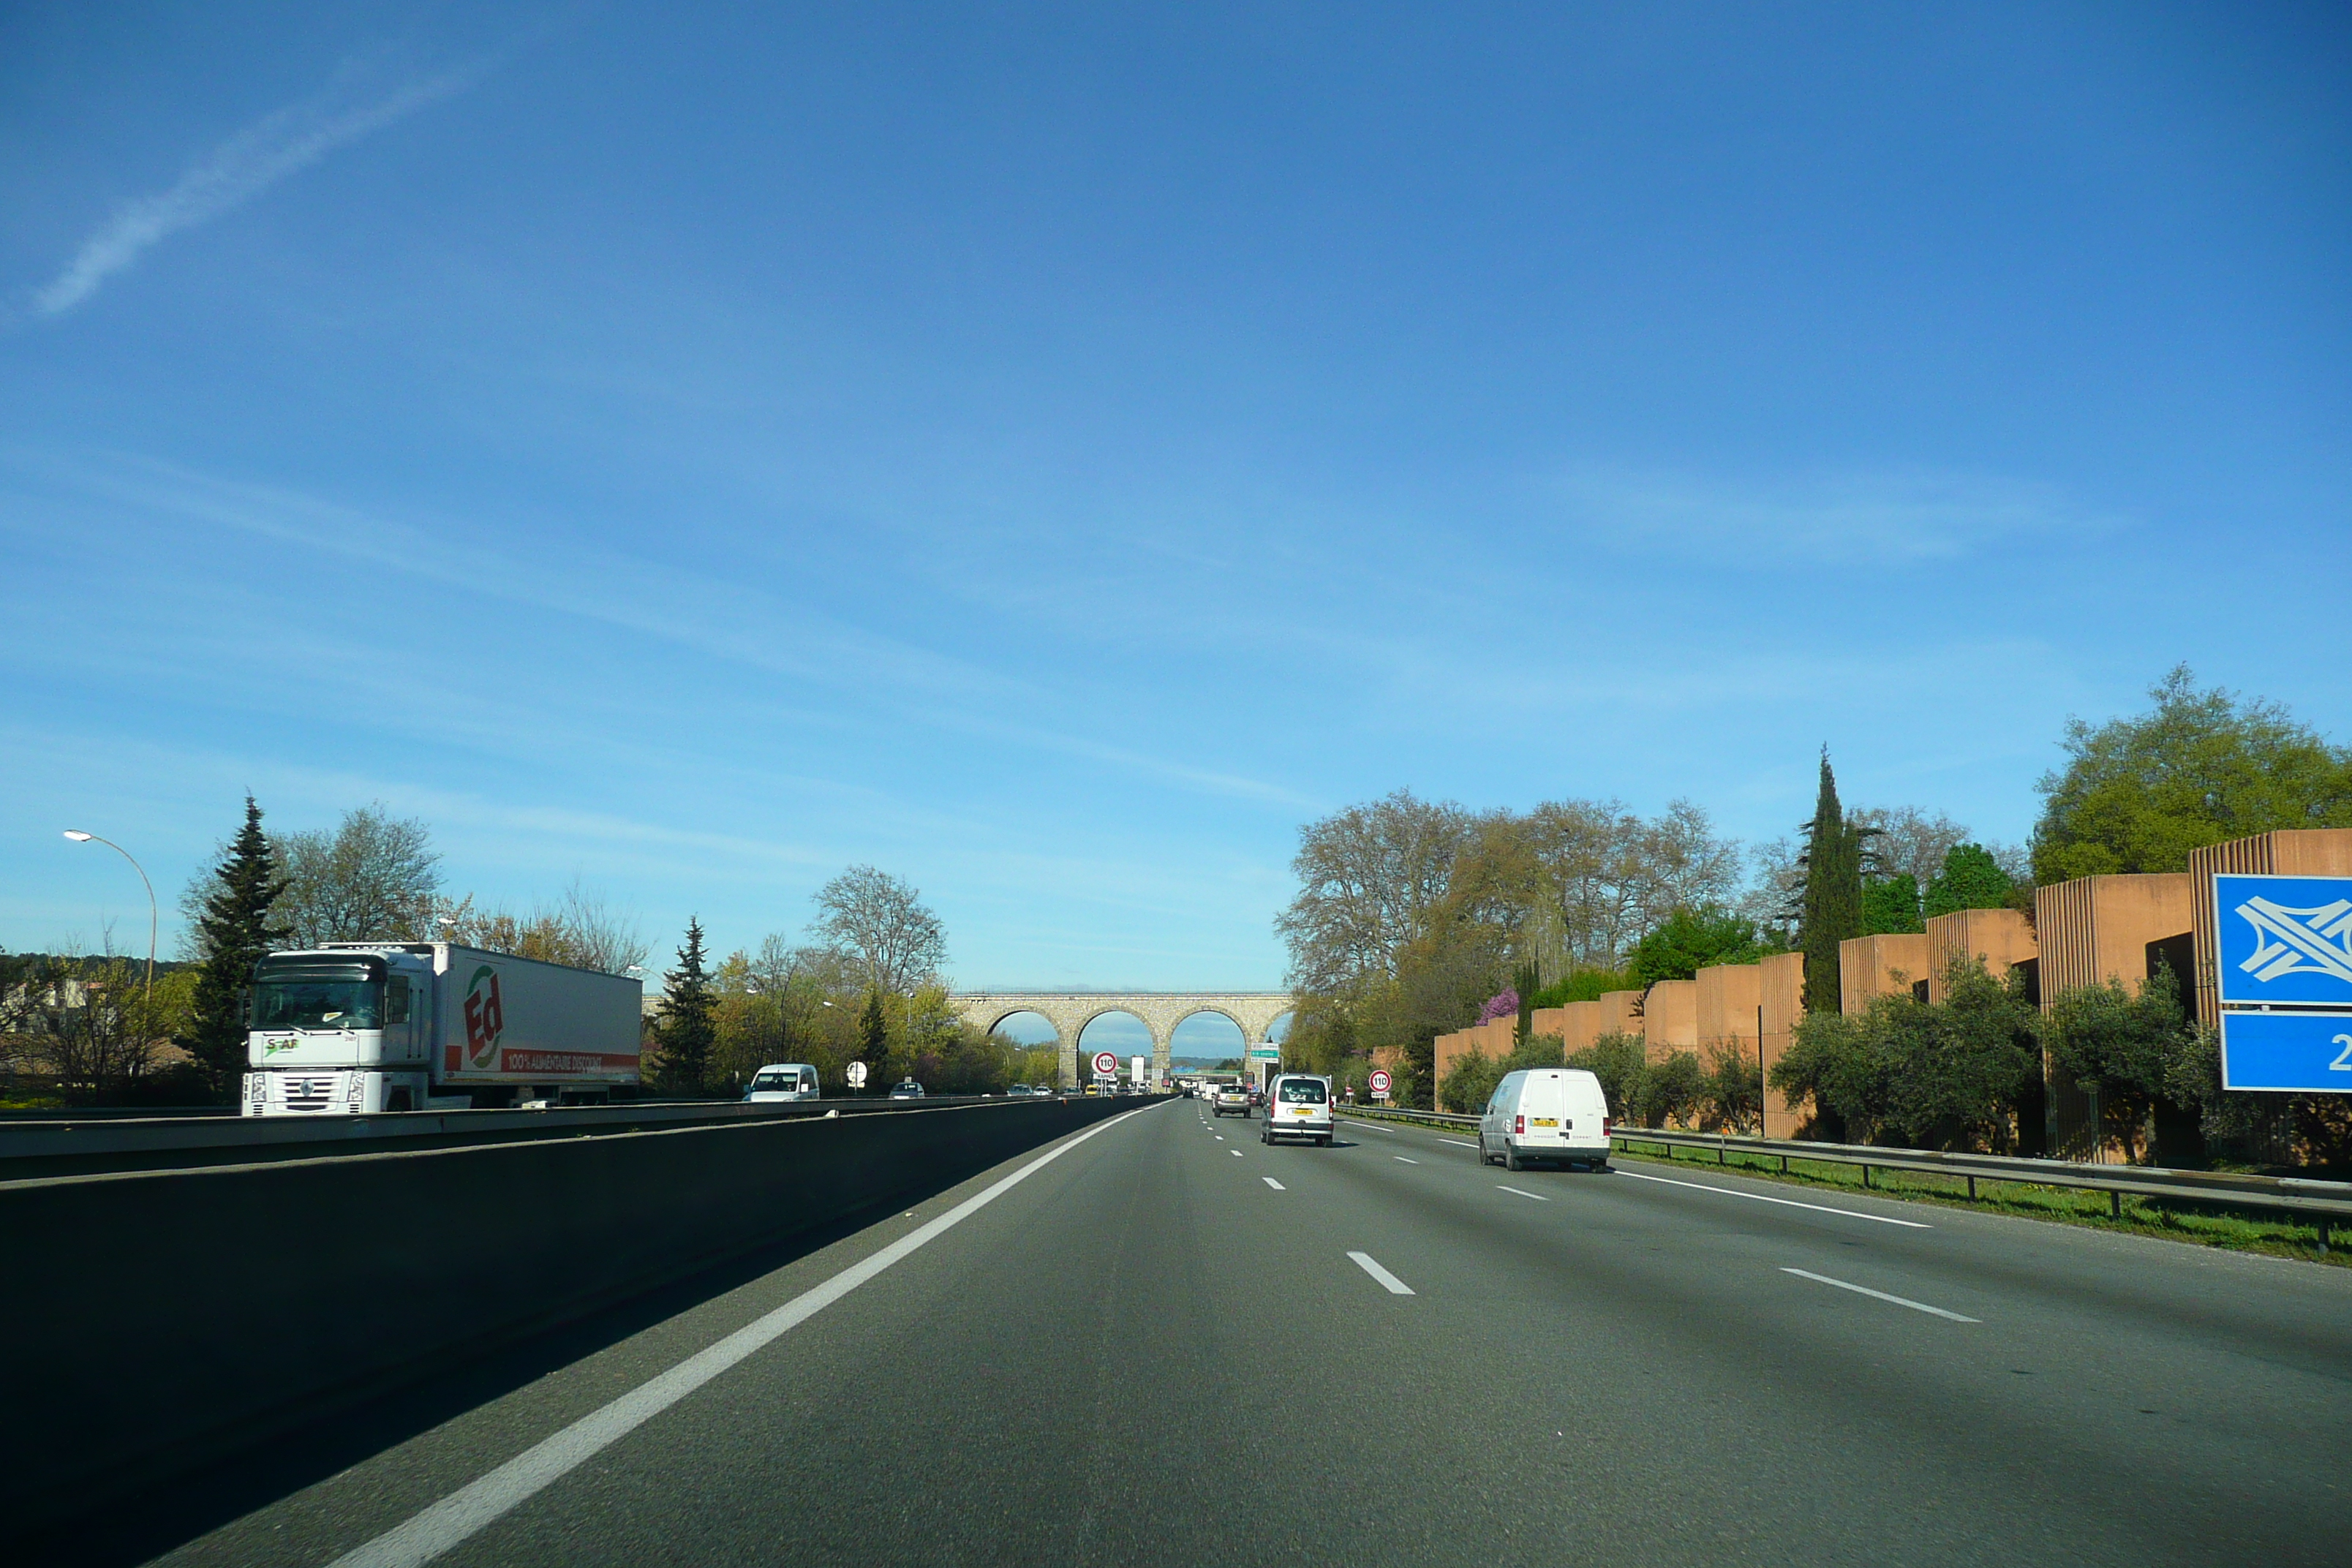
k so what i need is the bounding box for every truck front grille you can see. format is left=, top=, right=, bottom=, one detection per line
left=281, top=1077, right=337, bottom=1112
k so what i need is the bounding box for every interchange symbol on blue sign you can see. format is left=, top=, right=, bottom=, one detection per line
left=2214, top=875, right=2352, bottom=1091
left=2214, top=875, right=2352, bottom=1006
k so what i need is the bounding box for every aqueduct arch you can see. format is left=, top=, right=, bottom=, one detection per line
left=951, top=992, right=1294, bottom=1088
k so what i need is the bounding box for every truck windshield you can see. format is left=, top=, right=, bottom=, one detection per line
left=254, top=979, right=381, bottom=1030
left=1278, top=1080, right=1327, bottom=1103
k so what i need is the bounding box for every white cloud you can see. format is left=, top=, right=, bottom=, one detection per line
left=1553, top=467, right=2113, bottom=565
left=31, top=59, right=484, bottom=318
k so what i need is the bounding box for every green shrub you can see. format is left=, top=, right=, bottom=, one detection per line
left=1565, top=1031, right=1647, bottom=1120
left=1635, top=1051, right=1708, bottom=1128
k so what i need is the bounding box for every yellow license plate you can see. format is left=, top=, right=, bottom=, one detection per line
left=1531, top=1117, right=1558, bottom=1127
left=1293, top=1107, right=1313, bottom=1116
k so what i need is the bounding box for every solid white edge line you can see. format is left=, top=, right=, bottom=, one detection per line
left=1781, top=1267, right=1979, bottom=1322
left=1263, top=1177, right=1285, bottom=1190
left=1346, top=1251, right=1416, bottom=1295
left=326, top=1103, right=1160, bottom=1568
left=1496, top=1185, right=1549, bottom=1201
left=1613, top=1169, right=1933, bottom=1228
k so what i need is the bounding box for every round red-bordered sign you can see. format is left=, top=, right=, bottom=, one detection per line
left=1092, top=1050, right=1118, bottom=1077
left=1369, top=1069, right=1393, bottom=1093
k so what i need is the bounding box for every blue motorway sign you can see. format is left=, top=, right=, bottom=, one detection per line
left=2220, top=1010, right=2352, bottom=1093
left=2212, top=874, right=2352, bottom=1007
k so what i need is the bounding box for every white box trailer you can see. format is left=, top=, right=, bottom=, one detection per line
left=242, top=942, right=643, bottom=1116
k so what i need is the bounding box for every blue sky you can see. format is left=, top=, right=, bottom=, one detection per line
left=4, top=1, right=2348, bottom=991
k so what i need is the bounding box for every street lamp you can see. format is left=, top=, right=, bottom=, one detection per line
left=62, top=829, right=156, bottom=1005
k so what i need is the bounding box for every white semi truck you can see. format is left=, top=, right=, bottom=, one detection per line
left=241, top=942, right=643, bottom=1115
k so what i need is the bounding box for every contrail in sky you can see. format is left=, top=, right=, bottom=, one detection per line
left=32, top=60, right=484, bottom=319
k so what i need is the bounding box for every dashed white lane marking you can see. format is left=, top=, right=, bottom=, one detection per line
left=1346, top=1251, right=1416, bottom=1295
left=1263, top=1177, right=1286, bottom=1190
left=1215, top=1135, right=1224, bottom=1141
left=1496, top=1185, right=1548, bottom=1202
left=323, top=1104, right=1158, bottom=1568
left=1613, top=1169, right=1933, bottom=1229
left=1231, top=1150, right=1244, bottom=1158
left=1393, top=1156, right=1420, bottom=1165
left=1782, top=1267, right=1978, bottom=1322
left=1439, top=1139, right=1478, bottom=1149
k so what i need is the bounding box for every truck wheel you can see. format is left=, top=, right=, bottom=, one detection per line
left=1504, top=1147, right=1523, bottom=1172
left=386, top=1089, right=412, bottom=1113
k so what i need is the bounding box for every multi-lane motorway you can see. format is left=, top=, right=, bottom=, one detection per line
left=91, top=1097, right=2352, bottom=1567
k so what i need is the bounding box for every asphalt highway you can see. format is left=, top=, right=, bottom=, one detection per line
left=113, top=1096, right=2352, bottom=1567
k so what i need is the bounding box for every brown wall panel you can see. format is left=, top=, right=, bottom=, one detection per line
left=1839, top=933, right=1931, bottom=1014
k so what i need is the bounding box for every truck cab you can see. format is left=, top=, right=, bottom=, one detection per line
left=244, top=948, right=440, bottom=1114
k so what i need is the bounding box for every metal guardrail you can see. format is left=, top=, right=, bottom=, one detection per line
left=0, top=1092, right=1109, bottom=1178
left=1338, top=1107, right=2352, bottom=1248
left=1613, top=1126, right=2352, bottom=1247
left=1338, top=1104, right=1478, bottom=1131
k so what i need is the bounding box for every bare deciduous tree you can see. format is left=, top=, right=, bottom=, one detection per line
left=435, top=879, right=649, bottom=976
left=1855, top=805, right=1972, bottom=892
left=810, top=866, right=947, bottom=995
left=1276, top=790, right=1479, bottom=995
left=1, top=951, right=172, bottom=1104
left=1448, top=796, right=1744, bottom=978
left=274, top=804, right=442, bottom=948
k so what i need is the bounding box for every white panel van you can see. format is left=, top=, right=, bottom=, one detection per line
left=1262, top=1074, right=1335, bottom=1145
left=1477, top=1068, right=1611, bottom=1172
left=745, top=1063, right=821, bottom=1102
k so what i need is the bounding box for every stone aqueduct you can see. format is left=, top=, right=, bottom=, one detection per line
left=949, top=992, right=1294, bottom=1088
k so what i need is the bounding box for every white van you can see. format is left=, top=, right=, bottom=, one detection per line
left=1477, top=1068, right=1611, bottom=1172
left=745, top=1063, right=821, bottom=1102
left=1262, top=1074, right=1335, bottom=1146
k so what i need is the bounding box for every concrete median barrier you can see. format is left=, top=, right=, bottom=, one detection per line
left=0, top=1095, right=1133, bottom=1529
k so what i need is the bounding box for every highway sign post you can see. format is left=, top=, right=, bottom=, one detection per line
left=845, top=1060, right=867, bottom=1090
left=1369, top=1068, right=1392, bottom=1104
left=2213, top=874, right=2352, bottom=1091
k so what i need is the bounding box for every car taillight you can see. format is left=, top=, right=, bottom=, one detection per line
left=1603, top=1116, right=1614, bottom=1137
left=1514, top=1114, right=1524, bottom=1135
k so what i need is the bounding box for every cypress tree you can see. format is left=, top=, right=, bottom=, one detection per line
left=1798, top=751, right=1866, bottom=1015
left=655, top=917, right=715, bottom=1096
left=180, top=796, right=289, bottom=1101
left=859, top=987, right=889, bottom=1092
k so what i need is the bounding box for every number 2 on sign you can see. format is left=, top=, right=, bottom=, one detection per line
left=2333, top=1034, right=2352, bottom=1071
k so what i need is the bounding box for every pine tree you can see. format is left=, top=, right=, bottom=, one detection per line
left=179, top=796, right=289, bottom=1101
left=1798, top=751, right=1866, bottom=1015
left=858, top=987, right=889, bottom=1092
left=654, top=917, right=715, bottom=1096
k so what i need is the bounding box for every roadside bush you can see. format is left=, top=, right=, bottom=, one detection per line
left=1438, top=1033, right=1569, bottom=1113
left=2043, top=960, right=2203, bottom=1164
left=1634, top=1050, right=1707, bottom=1128
left=1565, top=1032, right=1646, bottom=1120
left=1701, top=1041, right=1763, bottom=1134
left=1440, top=1049, right=1506, bottom=1114
left=1770, top=957, right=2041, bottom=1150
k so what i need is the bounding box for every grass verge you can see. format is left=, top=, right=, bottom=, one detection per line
left=1609, top=1138, right=2348, bottom=1268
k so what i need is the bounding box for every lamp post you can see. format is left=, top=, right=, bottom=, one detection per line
left=63, top=829, right=156, bottom=1006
